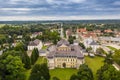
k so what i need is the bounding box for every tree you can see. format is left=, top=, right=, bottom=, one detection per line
left=77, top=64, right=93, bottom=80
left=97, top=64, right=120, bottom=80
left=68, top=36, right=76, bottom=44
left=14, top=42, right=26, bottom=51
left=70, top=64, right=93, bottom=80
left=86, top=47, right=92, bottom=53
left=31, top=48, right=39, bottom=65
left=79, top=42, right=85, bottom=49
left=29, top=63, right=50, bottom=80
left=70, top=74, right=79, bottom=80
left=52, top=77, right=60, bottom=80
left=4, top=50, right=31, bottom=69
left=96, top=48, right=107, bottom=54
left=104, top=53, right=113, bottom=64
left=0, top=55, right=25, bottom=80
left=113, top=49, right=120, bottom=65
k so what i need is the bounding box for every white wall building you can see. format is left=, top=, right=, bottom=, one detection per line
left=28, top=39, right=43, bottom=51
left=84, top=38, right=99, bottom=53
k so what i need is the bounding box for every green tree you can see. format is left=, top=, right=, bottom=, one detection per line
left=31, top=48, right=39, bottom=65
left=68, top=36, right=76, bottom=44
left=4, top=50, right=31, bottom=69
left=79, top=42, right=85, bottom=49
left=113, top=49, right=120, bottom=65
left=96, top=48, right=107, bottom=54
left=70, top=74, right=79, bottom=80
left=52, top=77, right=60, bottom=80
left=86, top=47, right=92, bottom=53
left=29, top=63, right=50, bottom=80
left=104, top=53, right=113, bottom=64
left=77, top=64, right=93, bottom=80
left=97, top=64, right=120, bottom=80
left=0, top=55, right=25, bottom=80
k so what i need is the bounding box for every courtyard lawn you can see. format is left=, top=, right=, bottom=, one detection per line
left=42, top=45, right=48, bottom=50
left=107, top=46, right=117, bottom=51
left=50, top=68, right=78, bottom=80
left=25, top=57, right=47, bottom=80
left=25, top=56, right=105, bottom=80
left=85, top=56, right=104, bottom=80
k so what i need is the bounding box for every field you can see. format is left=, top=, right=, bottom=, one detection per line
left=85, top=56, right=104, bottom=80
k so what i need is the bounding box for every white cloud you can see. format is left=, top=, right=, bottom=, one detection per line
left=46, top=0, right=86, bottom=5
left=0, top=8, right=48, bottom=11
left=113, top=1, right=120, bottom=5
left=0, top=15, right=120, bottom=21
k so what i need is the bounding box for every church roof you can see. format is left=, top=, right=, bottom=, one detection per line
left=57, top=39, right=70, bottom=46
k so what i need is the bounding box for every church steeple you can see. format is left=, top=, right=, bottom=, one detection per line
left=60, top=23, right=64, bottom=38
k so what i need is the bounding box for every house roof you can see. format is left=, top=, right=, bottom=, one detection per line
left=89, top=41, right=98, bottom=45
left=28, top=39, right=41, bottom=46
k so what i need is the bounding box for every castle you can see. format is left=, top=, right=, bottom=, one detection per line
left=47, top=39, right=84, bottom=69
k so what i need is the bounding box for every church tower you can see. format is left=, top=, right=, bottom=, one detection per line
left=60, top=23, right=64, bottom=38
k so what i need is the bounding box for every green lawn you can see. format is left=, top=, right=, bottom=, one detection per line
left=25, top=57, right=47, bottom=80
left=107, top=46, right=117, bottom=51
left=42, top=45, right=48, bottom=50
left=85, top=56, right=104, bottom=80
left=25, top=56, right=105, bottom=80
left=50, top=68, right=78, bottom=80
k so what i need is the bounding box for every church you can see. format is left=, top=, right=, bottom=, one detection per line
left=47, top=39, right=84, bottom=69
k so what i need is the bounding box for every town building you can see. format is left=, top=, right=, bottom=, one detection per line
left=66, top=29, right=72, bottom=39
left=28, top=39, right=43, bottom=51
left=99, top=37, right=120, bottom=44
left=84, top=38, right=99, bottom=53
left=104, top=29, right=113, bottom=33
left=47, top=39, right=84, bottom=69
left=30, top=32, right=42, bottom=38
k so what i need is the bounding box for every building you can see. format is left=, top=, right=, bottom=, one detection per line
left=77, top=28, right=87, bottom=34
left=104, top=29, right=113, bottom=33
left=28, top=39, right=43, bottom=51
left=0, top=50, right=3, bottom=55
left=30, top=32, right=42, bottom=38
left=99, top=37, right=120, bottom=44
left=47, top=39, right=84, bottom=69
left=66, top=29, right=72, bottom=39
left=84, top=38, right=99, bottom=53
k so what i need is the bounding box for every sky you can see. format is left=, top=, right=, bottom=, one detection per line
left=0, top=0, right=120, bottom=21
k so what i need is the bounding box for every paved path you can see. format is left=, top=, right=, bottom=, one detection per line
left=100, top=45, right=111, bottom=53
left=107, top=44, right=120, bottom=49
left=113, top=62, right=120, bottom=71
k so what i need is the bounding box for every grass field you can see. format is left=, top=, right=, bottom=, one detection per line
left=85, top=56, right=104, bottom=80
left=50, top=68, right=78, bottom=80
left=107, top=46, right=117, bottom=51
left=25, top=57, right=47, bottom=80
left=25, top=56, right=105, bottom=80
left=42, top=45, right=48, bottom=50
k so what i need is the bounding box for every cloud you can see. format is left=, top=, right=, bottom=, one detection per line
left=46, top=0, right=86, bottom=5
left=0, top=14, right=120, bottom=21
left=0, top=8, right=48, bottom=11
left=0, top=0, right=120, bottom=20
left=113, top=1, right=120, bottom=5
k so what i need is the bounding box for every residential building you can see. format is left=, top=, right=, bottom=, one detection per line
left=28, top=39, right=43, bottom=51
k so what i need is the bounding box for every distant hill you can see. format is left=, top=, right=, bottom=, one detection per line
left=0, top=20, right=120, bottom=24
